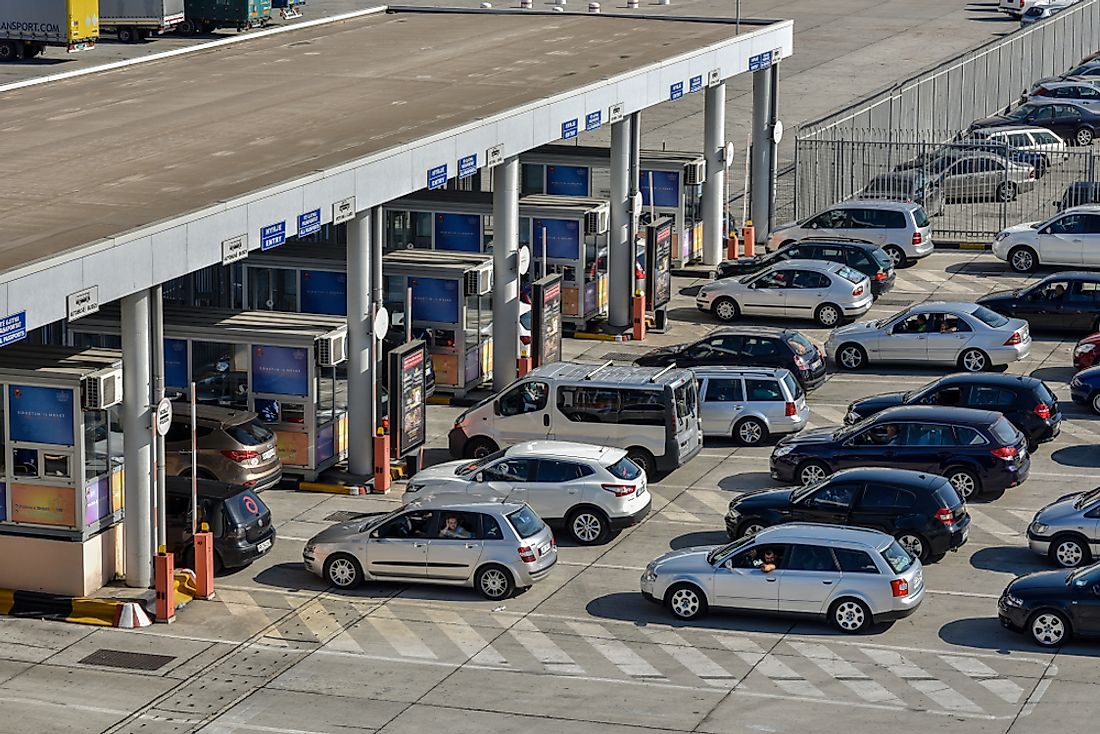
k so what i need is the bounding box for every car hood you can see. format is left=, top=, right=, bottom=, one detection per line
left=731, top=487, right=797, bottom=511
left=827, top=319, right=881, bottom=341
left=1001, top=221, right=1042, bottom=236
left=779, top=427, right=837, bottom=447
left=1008, top=569, right=1074, bottom=596
left=308, top=519, right=373, bottom=545
left=411, top=460, right=468, bottom=483
left=850, top=391, right=908, bottom=416
left=1035, top=493, right=1086, bottom=524
left=651, top=546, right=716, bottom=571
left=970, top=114, right=1014, bottom=130
left=977, top=289, right=1019, bottom=307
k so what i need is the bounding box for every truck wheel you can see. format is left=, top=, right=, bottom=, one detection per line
left=177, top=19, right=198, bottom=35
left=202, top=21, right=218, bottom=33
left=0, top=42, right=17, bottom=62
left=118, top=27, right=138, bottom=44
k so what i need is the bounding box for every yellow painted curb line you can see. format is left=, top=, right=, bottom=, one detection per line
left=69, top=598, right=119, bottom=626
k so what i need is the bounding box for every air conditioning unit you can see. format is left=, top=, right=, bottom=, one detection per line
left=584, top=206, right=610, bottom=236
left=683, top=160, right=705, bottom=186
left=317, top=332, right=347, bottom=367
left=464, top=266, right=492, bottom=296
left=82, top=367, right=123, bottom=410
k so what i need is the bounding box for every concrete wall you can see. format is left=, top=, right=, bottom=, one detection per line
left=0, top=525, right=122, bottom=596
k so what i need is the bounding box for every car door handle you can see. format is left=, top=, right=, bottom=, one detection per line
left=413, top=543, right=426, bottom=548
left=765, top=577, right=777, bottom=582
left=822, top=579, right=835, bottom=585
left=465, top=543, right=479, bottom=549
left=543, top=414, right=550, bottom=427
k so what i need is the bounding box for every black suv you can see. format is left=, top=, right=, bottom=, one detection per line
left=845, top=373, right=1062, bottom=451
left=979, top=272, right=1100, bottom=334
left=714, top=238, right=895, bottom=298
left=725, top=468, right=970, bottom=563
left=165, top=477, right=276, bottom=572
left=634, top=326, right=827, bottom=389
left=770, top=405, right=1031, bottom=500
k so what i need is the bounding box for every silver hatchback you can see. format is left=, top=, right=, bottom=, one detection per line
left=695, top=367, right=809, bottom=446
left=303, top=496, right=557, bottom=600
left=640, top=523, right=925, bottom=632
left=1028, top=486, right=1100, bottom=567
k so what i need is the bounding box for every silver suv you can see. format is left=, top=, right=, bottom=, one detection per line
left=303, top=496, right=557, bottom=600
left=1027, top=486, right=1100, bottom=567
left=640, top=523, right=925, bottom=632
left=695, top=367, right=809, bottom=446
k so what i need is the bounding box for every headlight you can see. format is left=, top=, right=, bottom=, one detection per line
left=304, top=543, right=316, bottom=555
left=994, top=231, right=1010, bottom=242
left=642, top=563, right=658, bottom=583
left=1003, top=593, right=1025, bottom=608
left=1075, top=343, right=1096, bottom=355
left=727, top=504, right=740, bottom=517
left=407, top=483, right=424, bottom=493
left=1031, top=522, right=1049, bottom=535
left=846, top=411, right=861, bottom=423
left=773, top=445, right=796, bottom=457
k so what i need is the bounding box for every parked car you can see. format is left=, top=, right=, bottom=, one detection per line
left=1054, top=181, right=1100, bottom=211
left=993, top=208, right=1100, bottom=272
left=968, top=127, right=1066, bottom=166
left=1020, top=1, right=1076, bottom=27
left=860, top=171, right=945, bottom=216
left=769, top=405, right=1031, bottom=499
left=695, top=367, right=809, bottom=445
left=635, top=326, right=828, bottom=389
left=826, top=302, right=1031, bottom=373
left=695, top=259, right=873, bottom=328
left=164, top=405, right=282, bottom=491
left=1027, top=486, right=1100, bottom=567
left=936, top=152, right=1036, bottom=203
left=765, top=200, right=933, bottom=268
left=1029, top=80, right=1100, bottom=103
left=1070, top=364, right=1100, bottom=413
left=1073, top=332, right=1100, bottom=368
left=969, top=99, right=1100, bottom=147
left=1031, top=61, right=1100, bottom=94
left=998, top=562, right=1100, bottom=646
left=724, top=468, right=970, bottom=563
left=714, top=238, right=895, bottom=297
left=979, top=272, right=1100, bottom=331
left=845, top=372, right=1061, bottom=451
left=1000, top=0, right=1049, bottom=17
left=303, top=496, right=558, bottom=600
left=402, top=441, right=651, bottom=545
left=165, top=477, right=275, bottom=572
left=640, top=523, right=925, bottom=630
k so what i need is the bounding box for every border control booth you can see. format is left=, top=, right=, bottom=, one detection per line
left=68, top=306, right=349, bottom=481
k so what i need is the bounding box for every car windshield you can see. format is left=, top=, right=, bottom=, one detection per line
left=972, top=306, right=1009, bottom=328
left=455, top=449, right=507, bottom=476
left=1006, top=106, right=1035, bottom=121
left=904, top=378, right=940, bottom=402
left=607, top=456, right=643, bottom=480
left=881, top=541, right=914, bottom=572
left=706, top=536, right=753, bottom=565
left=792, top=476, right=828, bottom=502
left=507, top=505, right=545, bottom=539
left=1073, top=487, right=1100, bottom=510
left=1067, top=564, right=1100, bottom=587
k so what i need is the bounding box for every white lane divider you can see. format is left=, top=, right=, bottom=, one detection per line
left=719, top=637, right=826, bottom=698
left=940, top=655, right=1024, bottom=704
left=510, top=618, right=585, bottom=675
left=786, top=642, right=904, bottom=706
left=365, top=607, right=437, bottom=659
left=567, top=622, right=667, bottom=680
left=638, top=628, right=739, bottom=687
left=433, top=610, right=509, bottom=667
left=966, top=508, right=1023, bottom=539
left=861, top=648, right=984, bottom=714
left=810, top=405, right=848, bottom=425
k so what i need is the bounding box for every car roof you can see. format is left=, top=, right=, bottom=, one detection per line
left=506, top=440, right=623, bottom=462
left=754, top=522, right=893, bottom=550
left=712, top=325, right=800, bottom=337
left=1037, top=270, right=1100, bottom=282
left=832, top=199, right=920, bottom=211
left=404, top=493, right=526, bottom=514
left=764, top=258, right=847, bottom=273
left=170, top=403, right=258, bottom=427
left=1026, top=97, right=1100, bottom=108
left=1059, top=204, right=1100, bottom=214
left=902, top=301, right=983, bottom=314
left=1041, top=79, right=1100, bottom=87
left=691, top=366, right=793, bottom=381
left=973, top=125, right=1056, bottom=135
left=526, top=361, right=694, bottom=387
left=828, top=467, right=950, bottom=489
left=935, top=371, right=1042, bottom=389
left=873, top=405, right=1002, bottom=425
left=783, top=236, right=877, bottom=249
left=165, top=476, right=252, bottom=499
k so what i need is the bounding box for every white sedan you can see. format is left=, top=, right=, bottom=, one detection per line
left=993, top=206, right=1100, bottom=272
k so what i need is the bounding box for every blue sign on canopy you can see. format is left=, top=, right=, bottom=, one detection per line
left=585, top=111, right=602, bottom=131
left=0, top=311, right=26, bottom=347
left=545, top=165, right=589, bottom=197
left=689, top=75, right=703, bottom=93
left=9, top=385, right=74, bottom=445
left=435, top=213, right=482, bottom=252
left=427, top=164, right=448, bottom=190
left=298, top=209, right=321, bottom=237
left=260, top=221, right=286, bottom=251
left=670, top=81, right=684, bottom=101
left=533, top=218, right=581, bottom=260
left=252, top=345, right=310, bottom=396
left=639, top=170, right=681, bottom=209
left=410, top=277, right=460, bottom=324
left=561, top=119, right=578, bottom=140
left=301, top=270, right=348, bottom=315
left=458, top=154, right=478, bottom=179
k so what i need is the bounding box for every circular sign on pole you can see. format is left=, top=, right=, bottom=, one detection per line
left=374, top=306, right=390, bottom=342
left=772, top=119, right=785, bottom=144
left=724, top=141, right=736, bottom=168
left=155, top=397, right=173, bottom=437
left=518, top=245, right=531, bottom=275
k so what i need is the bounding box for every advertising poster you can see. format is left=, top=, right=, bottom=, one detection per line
left=112, top=468, right=124, bottom=514
left=410, top=277, right=460, bottom=324
left=435, top=213, right=482, bottom=252
left=84, top=476, right=111, bottom=526
left=646, top=217, right=674, bottom=309
left=546, top=165, right=590, bottom=197
left=388, top=340, right=427, bottom=458
left=316, top=423, right=335, bottom=465
left=301, top=270, right=348, bottom=316
left=639, top=169, right=681, bottom=209
left=165, top=338, right=189, bottom=388
left=336, top=414, right=349, bottom=460
left=531, top=274, right=563, bottom=367
left=532, top=218, right=581, bottom=260
left=11, top=483, right=76, bottom=527
left=8, top=385, right=74, bottom=446
left=276, top=430, right=310, bottom=466
left=252, top=345, right=309, bottom=396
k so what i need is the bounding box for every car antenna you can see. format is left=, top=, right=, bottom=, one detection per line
left=649, top=365, right=676, bottom=383
left=583, top=361, right=613, bottom=380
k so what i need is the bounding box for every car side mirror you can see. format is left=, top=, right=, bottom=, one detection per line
left=1041, top=227, right=1052, bottom=235
left=474, top=472, right=484, bottom=483
left=493, top=400, right=501, bottom=416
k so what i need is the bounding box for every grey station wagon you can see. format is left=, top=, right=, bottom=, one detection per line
left=1028, top=486, right=1100, bottom=567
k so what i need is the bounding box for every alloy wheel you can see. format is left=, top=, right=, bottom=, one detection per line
left=572, top=513, right=604, bottom=543
left=961, top=349, right=987, bottom=372
left=1054, top=539, right=1085, bottom=567
left=839, top=345, right=864, bottom=370
left=479, top=568, right=510, bottom=598
left=800, top=463, right=828, bottom=485
left=715, top=299, right=737, bottom=321
left=327, top=557, right=358, bottom=588
left=817, top=305, right=840, bottom=327
left=669, top=588, right=701, bottom=619
left=741, top=522, right=765, bottom=537
left=948, top=470, right=977, bottom=499
left=737, top=420, right=764, bottom=445
left=834, top=601, right=866, bottom=632
left=1030, top=612, right=1066, bottom=646
left=897, top=533, right=924, bottom=560
left=1010, top=248, right=1035, bottom=272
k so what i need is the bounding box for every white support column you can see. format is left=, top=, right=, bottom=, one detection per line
left=347, top=209, right=373, bottom=476
left=121, top=289, right=152, bottom=588
left=492, top=156, right=520, bottom=391
left=703, top=81, right=727, bottom=266
left=370, top=205, right=384, bottom=438
left=150, top=285, right=166, bottom=551
left=751, top=66, right=776, bottom=247
left=608, top=116, right=631, bottom=328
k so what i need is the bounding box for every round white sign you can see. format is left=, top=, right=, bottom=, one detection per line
left=155, top=398, right=173, bottom=437
left=518, top=245, right=531, bottom=275
left=373, top=306, right=390, bottom=341
left=772, top=119, right=785, bottom=144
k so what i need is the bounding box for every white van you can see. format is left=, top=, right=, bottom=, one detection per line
left=448, top=362, right=703, bottom=477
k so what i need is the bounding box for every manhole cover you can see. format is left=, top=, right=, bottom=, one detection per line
left=599, top=351, right=644, bottom=362
left=80, top=649, right=175, bottom=671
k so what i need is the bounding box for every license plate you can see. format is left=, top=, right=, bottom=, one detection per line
left=257, top=539, right=272, bottom=553
left=812, top=358, right=822, bottom=368
left=961, top=527, right=969, bottom=543
left=637, top=483, right=646, bottom=496
left=539, top=542, right=551, bottom=556
left=262, top=448, right=276, bottom=461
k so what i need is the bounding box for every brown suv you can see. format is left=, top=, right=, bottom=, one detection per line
left=165, top=405, right=282, bottom=491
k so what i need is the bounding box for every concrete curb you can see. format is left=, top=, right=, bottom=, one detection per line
left=0, top=588, right=152, bottom=628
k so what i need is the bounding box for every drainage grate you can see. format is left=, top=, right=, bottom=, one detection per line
left=598, top=351, right=645, bottom=362
left=324, top=511, right=365, bottom=523
left=80, top=649, right=175, bottom=671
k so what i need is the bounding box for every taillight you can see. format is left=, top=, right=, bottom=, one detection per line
left=935, top=507, right=956, bottom=526
left=785, top=402, right=797, bottom=417
left=602, top=483, right=637, bottom=497
left=1004, top=330, right=1023, bottom=346
left=520, top=335, right=531, bottom=345
left=793, top=354, right=809, bottom=371
left=912, top=231, right=923, bottom=245
left=518, top=546, right=537, bottom=563
left=551, top=534, right=557, bottom=549
left=1036, top=86, right=1049, bottom=95
left=992, top=446, right=1018, bottom=459
left=874, top=271, right=887, bottom=281
left=852, top=285, right=864, bottom=296
left=221, top=449, right=259, bottom=463
left=891, top=579, right=910, bottom=598
left=1034, top=402, right=1052, bottom=420
left=1029, top=169, right=1036, bottom=180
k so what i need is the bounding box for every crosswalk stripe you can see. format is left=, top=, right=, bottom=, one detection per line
left=861, top=648, right=983, bottom=714
left=510, top=619, right=585, bottom=675
left=567, top=622, right=667, bottom=679
left=433, top=610, right=509, bottom=666
left=659, top=507, right=706, bottom=523
left=1007, top=509, right=1036, bottom=524
left=296, top=600, right=345, bottom=642
left=690, top=491, right=736, bottom=514
left=811, top=405, right=847, bottom=424
left=966, top=507, right=1022, bottom=538
left=786, top=642, right=903, bottom=705
left=637, top=628, right=739, bottom=686
left=714, top=637, right=825, bottom=698
left=940, top=655, right=1024, bottom=703
left=365, top=607, right=437, bottom=659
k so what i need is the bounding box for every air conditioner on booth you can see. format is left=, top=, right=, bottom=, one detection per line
left=82, top=367, right=123, bottom=410
left=464, top=266, right=492, bottom=297
left=683, top=160, right=705, bottom=186
left=317, top=332, right=348, bottom=367
left=584, top=206, right=610, bottom=236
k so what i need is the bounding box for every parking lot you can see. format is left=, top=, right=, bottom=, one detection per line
left=0, top=248, right=1095, bottom=734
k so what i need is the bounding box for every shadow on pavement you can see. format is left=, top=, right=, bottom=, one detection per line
left=1051, top=445, right=1100, bottom=468
left=1030, top=366, right=1075, bottom=383
left=252, top=562, right=330, bottom=593
left=717, top=472, right=777, bottom=492
left=970, top=546, right=1046, bottom=575
left=669, top=530, right=729, bottom=549
left=585, top=592, right=795, bottom=634
left=938, top=617, right=1046, bottom=652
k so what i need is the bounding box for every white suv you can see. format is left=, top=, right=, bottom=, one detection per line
left=403, top=440, right=652, bottom=545
left=993, top=205, right=1100, bottom=272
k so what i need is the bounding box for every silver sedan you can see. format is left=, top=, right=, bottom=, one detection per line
left=826, top=301, right=1031, bottom=372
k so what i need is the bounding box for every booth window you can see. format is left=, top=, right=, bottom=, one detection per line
left=192, top=341, right=248, bottom=409
left=522, top=164, right=545, bottom=195
left=385, top=210, right=432, bottom=250
left=248, top=267, right=298, bottom=312
left=316, top=364, right=347, bottom=426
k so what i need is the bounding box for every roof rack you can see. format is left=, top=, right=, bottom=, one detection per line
left=583, top=361, right=613, bottom=380
left=648, top=365, right=677, bottom=383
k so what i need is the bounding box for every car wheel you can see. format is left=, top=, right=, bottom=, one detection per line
left=464, top=436, right=499, bottom=460
left=945, top=467, right=981, bottom=500
left=1076, top=127, right=1094, bottom=146
left=895, top=532, right=929, bottom=563
left=837, top=343, right=867, bottom=370
left=738, top=520, right=767, bottom=538
left=666, top=583, right=708, bottom=620
left=734, top=417, right=769, bottom=446
left=830, top=597, right=872, bottom=634
left=1091, top=391, right=1100, bottom=416
left=996, top=181, right=1018, bottom=203
left=626, top=447, right=656, bottom=478
left=1028, top=610, right=1070, bottom=647
left=712, top=297, right=739, bottom=322
left=815, top=303, right=842, bottom=327
left=797, top=460, right=830, bottom=485
left=567, top=507, right=611, bottom=545
left=958, top=348, right=990, bottom=373
left=1008, top=246, right=1038, bottom=273
left=883, top=245, right=907, bottom=268
left=1049, top=534, right=1091, bottom=568
left=475, top=564, right=516, bottom=600
left=324, top=554, right=363, bottom=589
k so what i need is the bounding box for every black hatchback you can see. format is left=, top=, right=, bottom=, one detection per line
left=979, top=272, right=1100, bottom=334
left=165, top=477, right=276, bottom=572
left=634, top=326, right=828, bottom=389
left=714, top=238, right=896, bottom=298
left=725, top=468, right=970, bottom=563
left=769, top=405, right=1031, bottom=500
left=845, top=373, right=1062, bottom=451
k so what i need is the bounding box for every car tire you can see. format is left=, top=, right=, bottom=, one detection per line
left=1028, top=609, right=1070, bottom=647
left=797, top=460, right=831, bottom=485
left=1008, top=246, right=1038, bottom=273
left=464, top=436, right=499, bottom=460
left=895, top=532, right=930, bottom=563
left=829, top=597, right=872, bottom=634
left=626, top=447, right=656, bottom=478
left=945, top=467, right=981, bottom=500
left=958, top=348, right=990, bottom=373
left=836, top=343, right=867, bottom=371
left=712, top=297, right=739, bottom=322
left=324, top=554, right=363, bottom=589
left=996, top=181, right=1018, bottom=203
left=883, top=245, right=908, bottom=269
left=475, top=564, right=516, bottom=600
left=815, top=303, right=843, bottom=328
left=665, top=583, right=708, bottom=620
left=1049, top=534, right=1091, bottom=568
left=1090, top=391, right=1100, bottom=416
left=734, top=417, right=769, bottom=446
left=567, top=506, right=611, bottom=545
left=1075, top=127, right=1094, bottom=146
left=737, top=520, right=767, bottom=538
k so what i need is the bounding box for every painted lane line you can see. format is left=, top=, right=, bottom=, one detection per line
left=966, top=508, right=1023, bottom=538
left=860, top=647, right=984, bottom=714
left=433, top=610, right=509, bottom=666
left=810, top=405, right=847, bottom=424
left=940, top=655, right=1024, bottom=703
left=510, top=619, right=585, bottom=675
left=364, top=607, right=437, bottom=659
left=637, top=628, right=739, bottom=686
left=294, top=600, right=346, bottom=642
left=786, top=642, right=904, bottom=706
left=566, top=621, right=667, bottom=679
left=689, top=491, right=737, bottom=514
left=715, top=637, right=826, bottom=699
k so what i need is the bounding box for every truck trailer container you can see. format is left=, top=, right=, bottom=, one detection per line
left=100, top=0, right=186, bottom=43
left=177, top=0, right=272, bottom=34
left=0, top=0, right=98, bottom=61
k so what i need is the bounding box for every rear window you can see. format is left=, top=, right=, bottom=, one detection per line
left=781, top=372, right=803, bottom=401
left=227, top=420, right=274, bottom=446
left=934, top=482, right=964, bottom=510
left=674, top=381, right=697, bottom=423
left=607, top=456, right=643, bottom=480
left=225, top=489, right=268, bottom=524
left=912, top=207, right=930, bottom=228
left=784, top=333, right=814, bottom=355
left=881, top=541, right=915, bottom=572
left=972, top=306, right=1009, bottom=328
left=507, top=505, right=545, bottom=538
left=869, top=247, right=893, bottom=268
left=990, top=417, right=1021, bottom=446
left=837, top=265, right=863, bottom=284
left=1034, top=381, right=1056, bottom=406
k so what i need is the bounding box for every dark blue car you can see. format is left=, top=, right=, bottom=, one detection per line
left=1071, top=365, right=1100, bottom=414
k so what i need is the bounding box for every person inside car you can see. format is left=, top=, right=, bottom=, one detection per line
left=753, top=547, right=781, bottom=573
left=438, top=514, right=473, bottom=540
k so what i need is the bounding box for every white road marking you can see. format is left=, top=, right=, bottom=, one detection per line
left=940, top=655, right=1024, bottom=703
left=1057, top=420, right=1100, bottom=440
left=433, top=610, right=509, bottom=666
left=716, top=637, right=826, bottom=698
left=1007, top=509, right=1037, bottom=524
left=510, top=618, right=585, bottom=675
left=295, top=600, right=345, bottom=641
left=861, top=647, right=984, bottom=714
left=967, top=507, right=1023, bottom=538
left=638, top=628, right=739, bottom=686
left=787, top=642, right=904, bottom=706
left=567, top=621, right=667, bottom=679
left=690, top=491, right=737, bottom=514
left=811, top=405, right=847, bottom=424
left=365, top=607, right=437, bottom=659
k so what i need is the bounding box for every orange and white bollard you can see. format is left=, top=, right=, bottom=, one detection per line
left=517, top=355, right=532, bottom=377
left=373, top=428, right=391, bottom=493
left=632, top=291, right=647, bottom=341
left=154, top=546, right=175, bottom=623
left=726, top=229, right=740, bottom=260
left=194, top=526, right=215, bottom=600
left=742, top=221, right=756, bottom=257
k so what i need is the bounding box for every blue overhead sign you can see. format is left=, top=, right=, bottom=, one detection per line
left=533, top=218, right=581, bottom=261
left=298, top=209, right=321, bottom=237
left=0, top=312, right=26, bottom=346
left=427, top=164, right=448, bottom=190
left=435, top=213, right=482, bottom=252
left=458, top=154, right=478, bottom=179
left=689, top=75, right=704, bottom=93
left=670, top=82, right=684, bottom=101
left=585, top=111, right=602, bottom=131
left=545, top=165, right=590, bottom=197
left=561, top=119, right=578, bottom=140
left=748, top=51, right=773, bottom=71
left=260, top=221, right=286, bottom=251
